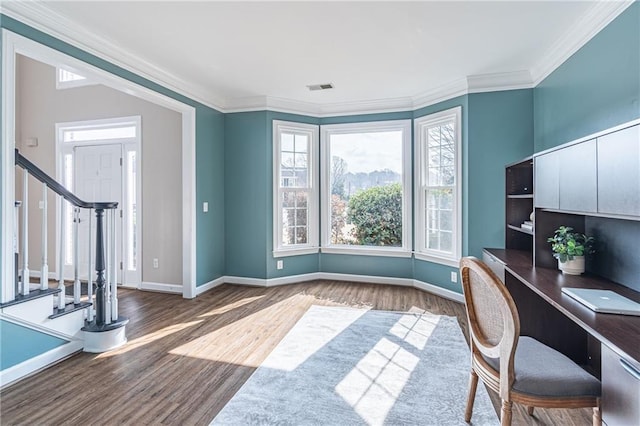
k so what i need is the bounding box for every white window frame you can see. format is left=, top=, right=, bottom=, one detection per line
left=273, top=120, right=319, bottom=257
left=414, top=106, right=462, bottom=267
left=320, top=120, right=412, bottom=257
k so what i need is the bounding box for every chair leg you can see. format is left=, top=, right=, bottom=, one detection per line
left=500, top=400, right=512, bottom=426
left=527, top=406, right=534, bottom=416
left=465, top=370, right=479, bottom=423
left=593, top=402, right=602, bottom=426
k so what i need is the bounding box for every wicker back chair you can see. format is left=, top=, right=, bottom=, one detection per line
left=459, top=257, right=601, bottom=426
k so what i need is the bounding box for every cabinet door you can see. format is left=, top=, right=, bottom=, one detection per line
left=559, top=139, right=597, bottom=213
left=602, top=344, right=640, bottom=426
left=534, top=152, right=559, bottom=209
left=597, top=125, right=640, bottom=216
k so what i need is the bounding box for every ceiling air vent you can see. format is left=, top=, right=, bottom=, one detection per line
left=307, top=83, right=334, bottom=91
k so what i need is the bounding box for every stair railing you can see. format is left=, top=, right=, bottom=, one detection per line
left=14, top=149, right=120, bottom=327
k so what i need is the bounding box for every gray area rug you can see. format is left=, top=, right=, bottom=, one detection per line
left=211, top=305, right=498, bottom=425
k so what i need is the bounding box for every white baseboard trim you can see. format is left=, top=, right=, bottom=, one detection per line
left=195, top=276, right=226, bottom=296
left=319, top=272, right=413, bottom=287
left=201, top=273, right=463, bottom=303
left=413, top=279, right=464, bottom=303
left=140, top=282, right=183, bottom=294
left=0, top=340, right=83, bottom=389
left=223, top=275, right=269, bottom=287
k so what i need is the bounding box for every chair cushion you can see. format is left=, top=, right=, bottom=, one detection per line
left=483, top=336, right=601, bottom=398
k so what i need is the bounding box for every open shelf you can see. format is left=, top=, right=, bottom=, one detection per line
left=507, top=224, right=533, bottom=235
left=506, top=157, right=534, bottom=254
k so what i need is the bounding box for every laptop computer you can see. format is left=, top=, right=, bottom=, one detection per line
left=562, top=288, right=640, bottom=316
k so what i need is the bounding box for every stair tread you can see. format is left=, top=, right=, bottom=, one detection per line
left=49, top=301, right=92, bottom=319
left=0, top=288, right=61, bottom=308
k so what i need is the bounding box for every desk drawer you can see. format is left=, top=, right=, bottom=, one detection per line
left=482, top=251, right=505, bottom=283
left=602, top=344, right=640, bottom=426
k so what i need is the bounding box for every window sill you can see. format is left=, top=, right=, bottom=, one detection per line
left=321, top=246, right=412, bottom=258
left=413, top=252, right=460, bottom=268
left=273, top=247, right=319, bottom=258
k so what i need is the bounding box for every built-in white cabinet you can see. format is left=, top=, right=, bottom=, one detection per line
left=597, top=125, right=640, bottom=216
left=534, top=123, right=640, bottom=219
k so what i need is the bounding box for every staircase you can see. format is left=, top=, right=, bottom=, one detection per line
left=1, top=149, right=128, bottom=388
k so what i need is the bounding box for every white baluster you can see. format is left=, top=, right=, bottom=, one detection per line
left=58, top=197, right=66, bottom=310
left=111, top=208, right=118, bottom=321
left=13, top=201, right=21, bottom=300
left=21, top=169, right=29, bottom=296
left=105, top=210, right=112, bottom=325
left=87, top=208, right=94, bottom=321
left=40, top=183, right=48, bottom=291
left=73, top=207, right=81, bottom=305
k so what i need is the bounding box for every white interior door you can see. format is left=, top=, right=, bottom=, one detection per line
left=74, top=144, right=123, bottom=283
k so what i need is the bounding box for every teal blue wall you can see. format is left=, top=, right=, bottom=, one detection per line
left=467, top=90, right=534, bottom=257
left=224, top=112, right=270, bottom=278
left=0, top=15, right=226, bottom=287
left=196, top=108, right=226, bottom=285
left=225, top=95, right=533, bottom=293
left=0, top=320, right=67, bottom=370
left=534, top=3, right=640, bottom=152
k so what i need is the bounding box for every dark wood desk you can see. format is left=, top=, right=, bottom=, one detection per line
left=483, top=248, right=640, bottom=425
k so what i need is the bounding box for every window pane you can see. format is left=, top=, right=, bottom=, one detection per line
left=329, top=130, right=403, bottom=247
left=294, top=134, right=308, bottom=152
left=295, top=227, right=307, bottom=244
left=59, top=68, right=86, bottom=82
left=63, top=126, right=136, bottom=142
left=281, top=133, right=294, bottom=151
left=440, top=231, right=453, bottom=252
left=281, top=191, right=308, bottom=246
left=126, top=151, right=137, bottom=270
left=281, top=146, right=308, bottom=188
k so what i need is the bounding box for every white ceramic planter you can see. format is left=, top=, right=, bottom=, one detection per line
left=558, top=256, right=585, bottom=275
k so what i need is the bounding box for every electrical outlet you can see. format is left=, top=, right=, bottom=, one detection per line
left=153, top=258, right=159, bottom=269
left=276, top=260, right=283, bottom=270
left=450, top=271, right=457, bottom=283
left=203, top=202, right=209, bottom=213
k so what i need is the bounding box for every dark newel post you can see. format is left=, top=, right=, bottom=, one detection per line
left=94, top=208, right=106, bottom=326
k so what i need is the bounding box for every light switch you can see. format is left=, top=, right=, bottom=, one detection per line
left=203, top=202, right=209, bottom=213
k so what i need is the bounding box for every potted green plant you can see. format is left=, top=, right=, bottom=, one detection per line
left=547, top=226, right=595, bottom=275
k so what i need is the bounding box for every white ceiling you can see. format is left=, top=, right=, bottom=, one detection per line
left=2, top=1, right=633, bottom=115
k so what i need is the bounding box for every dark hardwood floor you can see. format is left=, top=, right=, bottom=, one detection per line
left=1, top=281, right=591, bottom=425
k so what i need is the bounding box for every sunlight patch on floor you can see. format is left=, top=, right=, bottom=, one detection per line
left=336, top=313, right=439, bottom=425
left=389, top=314, right=438, bottom=350
left=169, top=299, right=303, bottom=367
left=261, top=305, right=370, bottom=372
left=198, top=295, right=265, bottom=317
left=95, top=320, right=203, bottom=358
left=336, top=337, right=419, bottom=425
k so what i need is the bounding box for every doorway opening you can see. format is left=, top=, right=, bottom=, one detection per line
left=57, top=117, right=142, bottom=288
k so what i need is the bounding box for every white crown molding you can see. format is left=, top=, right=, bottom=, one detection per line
left=0, top=1, right=227, bottom=111
left=1, top=0, right=633, bottom=117
left=467, top=71, right=533, bottom=93
left=530, top=0, right=635, bottom=86
left=411, top=78, right=469, bottom=111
